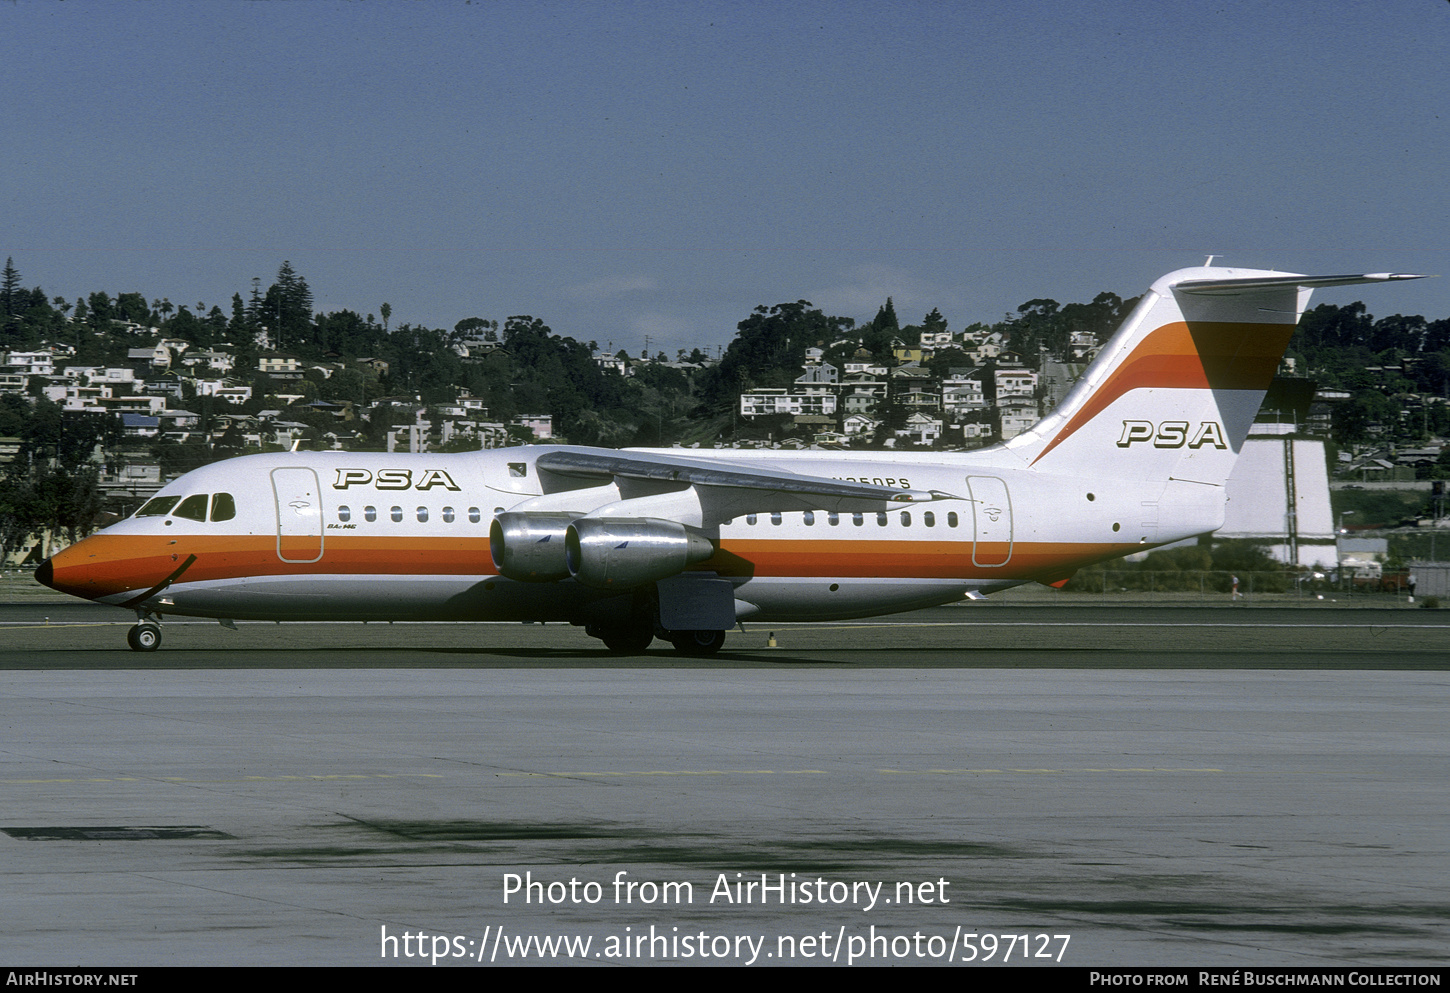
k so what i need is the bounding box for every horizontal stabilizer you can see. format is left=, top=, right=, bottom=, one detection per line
left=1176, top=272, right=1427, bottom=295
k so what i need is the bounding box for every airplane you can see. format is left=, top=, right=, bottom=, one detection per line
left=34, top=265, right=1426, bottom=654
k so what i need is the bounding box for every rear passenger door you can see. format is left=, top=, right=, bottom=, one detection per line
left=967, top=475, right=1013, bottom=567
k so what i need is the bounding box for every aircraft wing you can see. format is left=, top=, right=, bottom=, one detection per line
left=534, top=448, right=955, bottom=517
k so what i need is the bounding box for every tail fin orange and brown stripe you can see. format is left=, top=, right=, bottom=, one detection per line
left=1002, top=267, right=1426, bottom=484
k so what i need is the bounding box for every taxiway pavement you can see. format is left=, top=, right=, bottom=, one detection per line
left=1, top=607, right=1445, bottom=967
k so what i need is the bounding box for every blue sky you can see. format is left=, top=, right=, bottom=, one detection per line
left=4, top=0, right=1447, bottom=356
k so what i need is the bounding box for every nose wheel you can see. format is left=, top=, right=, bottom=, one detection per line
left=127, top=622, right=162, bottom=652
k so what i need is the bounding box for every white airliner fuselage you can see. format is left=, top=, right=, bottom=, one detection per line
left=36, top=266, right=1425, bottom=654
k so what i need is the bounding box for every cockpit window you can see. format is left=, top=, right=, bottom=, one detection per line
left=211, top=493, right=236, bottom=522
left=172, top=494, right=209, bottom=521
left=135, top=496, right=180, bottom=517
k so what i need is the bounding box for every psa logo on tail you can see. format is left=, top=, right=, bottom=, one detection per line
left=1116, top=420, right=1227, bottom=450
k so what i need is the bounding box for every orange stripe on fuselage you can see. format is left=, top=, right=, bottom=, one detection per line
left=1030, top=320, right=1294, bottom=465
left=45, top=531, right=1139, bottom=600
left=44, top=533, right=497, bottom=599
left=703, top=539, right=1129, bottom=580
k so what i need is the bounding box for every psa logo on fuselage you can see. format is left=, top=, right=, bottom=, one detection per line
left=332, top=468, right=461, bottom=491
left=1117, top=420, right=1227, bottom=449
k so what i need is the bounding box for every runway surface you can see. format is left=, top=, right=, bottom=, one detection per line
left=2, top=601, right=1448, bottom=668
left=1, top=604, right=1446, bottom=967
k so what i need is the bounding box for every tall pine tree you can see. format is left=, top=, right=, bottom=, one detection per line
left=1, top=257, right=22, bottom=342
left=263, top=261, right=314, bottom=352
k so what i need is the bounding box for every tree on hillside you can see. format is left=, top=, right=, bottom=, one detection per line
left=860, top=298, right=900, bottom=359
left=1369, top=313, right=1427, bottom=354
left=2, top=257, right=21, bottom=327
left=0, top=399, right=121, bottom=560
left=85, top=292, right=114, bottom=332
left=1294, top=302, right=1374, bottom=352
left=453, top=317, right=495, bottom=344
left=116, top=292, right=153, bottom=329
left=263, top=261, right=314, bottom=353
left=313, top=309, right=378, bottom=358
left=696, top=301, right=855, bottom=416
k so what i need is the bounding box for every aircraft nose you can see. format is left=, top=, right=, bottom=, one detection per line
left=32, top=540, right=108, bottom=601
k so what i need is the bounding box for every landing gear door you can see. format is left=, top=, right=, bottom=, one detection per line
left=657, top=574, right=736, bottom=631
left=272, top=467, right=324, bottom=564
left=967, top=475, right=1013, bottom=567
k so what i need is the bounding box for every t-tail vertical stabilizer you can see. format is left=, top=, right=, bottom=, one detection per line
left=1002, top=267, right=1426, bottom=484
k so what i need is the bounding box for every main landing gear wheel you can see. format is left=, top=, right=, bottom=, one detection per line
left=600, top=626, right=655, bottom=655
left=127, top=623, right=161, bottom=652
left=668, top=630, right=726, bottom=657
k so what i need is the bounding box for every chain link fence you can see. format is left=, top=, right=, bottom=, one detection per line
left=1058, top=568, right=1420, bottom=604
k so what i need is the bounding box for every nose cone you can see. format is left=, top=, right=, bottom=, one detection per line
left=36, top=532, right=181, bottom=603
left=32, top=537, right=113, bottom=602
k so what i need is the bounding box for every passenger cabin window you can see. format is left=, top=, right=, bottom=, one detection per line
left=770, top=512, right=782, bottom=526
left=416, top=506, right=428, bottom=523
left=924, top=511, right=935, bottom=527
left=877, top=512, right=888, bottom=527
left=900, top=511, right=911, bottom=527
left=211, top=493, right=236, bottom=522
left=852, top=512, right=863, bottom=526
left=337, top=506, right=351, bottom=523
left=803, top=511, right=815, bottom=526
left=443, top=507, right=455, bottom=523
left=828, top=512, right=839, bottom=526
left=468, top=507, right=481, bottom=523
left=365, top=506, right=377, bottom=522
left=135, top=496, right=180, bottom=517
left=172, top=494, right=209, bottom=521
left=948, top=512, right=959, bottom=528
left=746, top=514, right=758, bottom=526
left=391, top=506, right=403, bottom=522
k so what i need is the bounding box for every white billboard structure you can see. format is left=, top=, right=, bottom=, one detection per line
left=1219, top=423, right=1336, bottom=567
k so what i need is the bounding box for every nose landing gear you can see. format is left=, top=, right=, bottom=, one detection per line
left=127, top=623, right=161, bottom=652
left=127, top=610, right=162, bottom=652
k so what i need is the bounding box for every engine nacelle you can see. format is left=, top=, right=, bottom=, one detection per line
left=565, top=517, right=716, bottom=589
left=489, top=512, right=577, bottom=582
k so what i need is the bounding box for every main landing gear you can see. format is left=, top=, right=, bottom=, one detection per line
left=668, top=629, right=727, bottom=657
left=597, top=624, right=655, bottom=655
left=581, top=586, right=730, bottom=657
left=586, top=622, right=728, bottom=657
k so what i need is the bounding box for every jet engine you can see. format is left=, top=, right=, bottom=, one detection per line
left=489, top=512, right=576, bottom=582
left=565, top=517, right=716, bottom=589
